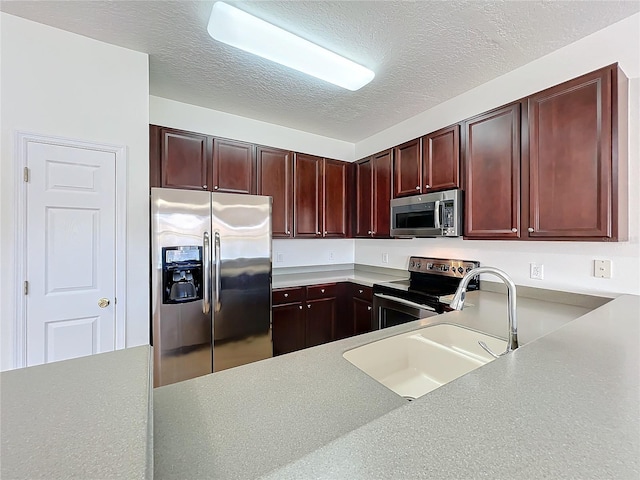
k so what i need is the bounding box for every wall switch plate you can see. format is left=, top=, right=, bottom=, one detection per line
left=530, top=263, right=544, bottom=280
left=382, top=253, right=389, bottom=264
left=276, top=252, right=284, bottom=263
left=329, top=251, right=335, bottom=261
left=594, top=259, right=612, bottom=278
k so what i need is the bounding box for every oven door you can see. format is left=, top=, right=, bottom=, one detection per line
left=372, top=293, right=439, bottom=330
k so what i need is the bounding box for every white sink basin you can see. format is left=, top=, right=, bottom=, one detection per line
left=343, top=324, right=507, bottom=400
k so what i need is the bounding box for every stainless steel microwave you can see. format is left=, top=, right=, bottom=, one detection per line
left=390, top=189, right=463, bottom=237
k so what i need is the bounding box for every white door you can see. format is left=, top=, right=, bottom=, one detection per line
left=25, top=141, right=117, bottom=366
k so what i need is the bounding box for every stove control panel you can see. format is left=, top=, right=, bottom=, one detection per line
left=408, top=256, right=480, bottom=278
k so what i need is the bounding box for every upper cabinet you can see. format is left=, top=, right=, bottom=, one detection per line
left=463, top=63, right=627, bottom=241
left=393, top=138, right=422, bottom=197
left=293, top=154, right=348, bottom=238
left=153, top=126, right=212, bottom=191
left=212, top=138, right=255, bottom=194
left=422, top=124, right=460, bottom=192
left=526, top=66, right=624, bottom=240
left=256, top=146, right=293, bottom=238
left=463, top=103, right=522, bottom=239
left=356, top=149, right=393, bottom=238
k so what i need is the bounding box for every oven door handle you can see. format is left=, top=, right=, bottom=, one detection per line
left=374, top=293, right=436, bottom=312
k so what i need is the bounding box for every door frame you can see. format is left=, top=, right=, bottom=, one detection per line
left=13, top=132, right=128, bottom=369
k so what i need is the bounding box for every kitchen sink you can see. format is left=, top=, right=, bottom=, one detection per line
left=343, top=324, right=507, bottom=400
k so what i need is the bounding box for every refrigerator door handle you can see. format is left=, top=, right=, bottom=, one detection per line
left=203, top=232, right=211, bottom=314
left=214, top=231, right=221, bottom=312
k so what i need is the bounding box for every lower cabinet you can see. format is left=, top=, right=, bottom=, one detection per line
left=272, top=283, right=372, bottom=356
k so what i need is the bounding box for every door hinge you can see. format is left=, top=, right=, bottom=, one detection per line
left=23, top=167, right=29, bottom=183
left=24, top=281, right=29, bottom=295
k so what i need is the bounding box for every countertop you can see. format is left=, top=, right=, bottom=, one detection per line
left=153, top=290, right=633, bottom=480
left=0, top=345, right=153, bottom=480
left=272, top=265, right=407, bottom=289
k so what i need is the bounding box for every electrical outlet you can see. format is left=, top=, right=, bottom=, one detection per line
left=329, top=251, right=335, bottom=261
left=382, top=252, right=389, bottom=264
left=594, top=259, right=612, bottom=278
left=530, top=263, right=544, bottom=280
left=276, top=252, right=284, bottom=263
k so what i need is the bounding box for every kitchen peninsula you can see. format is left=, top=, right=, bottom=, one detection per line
left=2, top=289, right=638, bottom=479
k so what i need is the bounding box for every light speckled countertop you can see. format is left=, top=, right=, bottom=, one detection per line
left=153, top=290, right=640, bottom=480
left=272, top=266, right=407, bottom=289
left=0, top=345, right=153, bottom=480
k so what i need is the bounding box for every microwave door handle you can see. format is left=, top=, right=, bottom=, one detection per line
left=214, top=231, right=221, bottom=313
left=434, top=200, right=441, bottom=229
left=203, top=232, right=210, bottom=314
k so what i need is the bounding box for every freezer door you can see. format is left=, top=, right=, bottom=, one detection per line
left=211, top=192, right=272, bottom=371
left=151, top=188, right=212, bottom=387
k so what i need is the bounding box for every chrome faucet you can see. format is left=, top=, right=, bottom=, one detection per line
left=449, top=267, right=519, bottom=358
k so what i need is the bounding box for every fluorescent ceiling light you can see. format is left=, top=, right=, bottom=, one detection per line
left=207, top=2, right=375, bottom=91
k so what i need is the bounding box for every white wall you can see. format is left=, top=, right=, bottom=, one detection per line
left=150, top=96, right=355, bottom=162
left=0, top=13, right=150, bottom=370
left=354, top=14, right=640, bottom=297
left=272, top=239, right=355, bottom=269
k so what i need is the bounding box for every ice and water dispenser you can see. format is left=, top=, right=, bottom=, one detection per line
left=161, top=246, right=203, bottom=304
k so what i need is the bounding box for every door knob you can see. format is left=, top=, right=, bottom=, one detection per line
left=98, top=298, right=110, bottom=308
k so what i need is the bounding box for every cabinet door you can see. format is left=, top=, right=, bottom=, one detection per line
left=257, top=146, right=293, bottom=238
left=423, top=124, right=460, bottom=192
left=212, top=138, right=255, bottom=194
left=323, top=159, right=348, bottom=238
left=464, top=103, right=521, bottom=239
left=528, top=67, right=612, bottom=238
left=393, top=138, right=422, bottom=198
left=305, top=298, right=335, bottom=348
left=272, top=303, right=305, bottom=356
left=294, top=153, right=322, bottom=238
left=160, top=128, right=211, bottom=191
left=372, top=149, right=393, bottom=238
left=355, top=158, right=373, bottom=237
left=353, top=298, right=373, bottom=336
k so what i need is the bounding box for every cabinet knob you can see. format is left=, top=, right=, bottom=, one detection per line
left=202, top=185, right=207, bottom=189
left=511, top=228, right=518, bottom=233
left=528, top=227, right=534, bottom=233
left=324, top=231, right=327, bottom=235
left=299, top=305, right=302, bottom=310
left=321, top=289, right=325, bottom=293
left=307, top=304, right=311, bottom=309
left=316, top=231, right=321, bottom=235
left=425, top=184, right=430, bottom=189
left=368, top=306, right=372, bottom=311
left=416, top=186, right=420, bottom=190
left=367, top=230, right=372, bottom=235
left=371, top=231, right=375, bottom=235
left=286, top=230, right=291, bottom=235
left=284, top=293, right=289, bottom=298
left=359, top=289, right=363, bottom=294
left=214, top=186, right=219, bottom=190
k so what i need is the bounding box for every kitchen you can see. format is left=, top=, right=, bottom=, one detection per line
left=1, top=2, right=639, bottom=479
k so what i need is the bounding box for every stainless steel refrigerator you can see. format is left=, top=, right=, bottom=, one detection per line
left=151, top=188, right=272, bottom=387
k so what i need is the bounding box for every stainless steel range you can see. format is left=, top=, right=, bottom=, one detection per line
left=372, top=256, right=480, bottom=330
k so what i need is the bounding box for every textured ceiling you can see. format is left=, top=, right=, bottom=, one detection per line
left=2, top=1, right=639, bottom=142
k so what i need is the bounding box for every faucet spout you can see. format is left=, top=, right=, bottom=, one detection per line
left=450, top=267, right=519, bottom=356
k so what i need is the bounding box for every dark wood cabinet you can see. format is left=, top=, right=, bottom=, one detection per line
left=422, top=124, right=460, bottom=192
left=212, top=138, right=255, bottom=194
left=294, top=153, right=322, bottom=238
left=159, top=127, right=212, bottom=191
left=257, top=146, right=293, bottom=238
left=272, top=302, right=305, bottom=356
left=463, top=103, right=522, bottom=239
left=323, top=159, right=348, bottom=237
left=526, top=66, right=621, bottom=240
left=353, top=298, right=373, bottom=336
left=393, top=138, right=422, bottom=198
left=355, top=149, right=392, bottom=238
left=294, top=153, right=348, bottom=238
left=305, top=298, right=336, bottom=348
left=149, top=125, right=162, bottom=188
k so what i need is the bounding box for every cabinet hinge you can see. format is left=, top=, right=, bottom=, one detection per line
left=23, top=167, right=30, bottom=183
left=24, top=281, right=29, bottom=295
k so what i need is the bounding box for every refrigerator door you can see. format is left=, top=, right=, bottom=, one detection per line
left=151, top=188, right=212, bottom=387
left=211, top=192, right=272, bottom=372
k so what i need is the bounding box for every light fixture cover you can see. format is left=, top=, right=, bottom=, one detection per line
left=207, top=2, right=375, bottom=91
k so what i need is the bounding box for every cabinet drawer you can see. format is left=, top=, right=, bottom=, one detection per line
left=352, top=284, right=373, bottom=301
left=272, top=287, right=304, bottom=305
left=306, top=283, right=337, bottom=300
